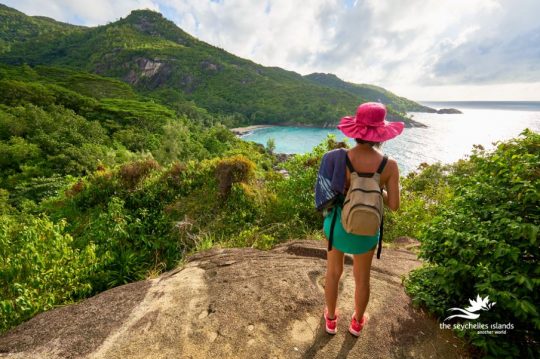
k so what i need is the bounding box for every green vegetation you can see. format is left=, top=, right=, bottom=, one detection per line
left=266, top=138, right=276, bottom=155
left=384, top=162, right=452, bottom=241
left=0, top=63, right=240, bottom=203
left=1, top=207, right=98, bottom=331
left=401, top=130, right=539, bottom=358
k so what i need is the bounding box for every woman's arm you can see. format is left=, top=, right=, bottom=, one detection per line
left=384, top=159, right=400, bottom=211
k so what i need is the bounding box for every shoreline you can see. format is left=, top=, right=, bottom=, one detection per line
left=229, top=116, right=427, bottom=135
left=229, top=124, right=276, bottom=136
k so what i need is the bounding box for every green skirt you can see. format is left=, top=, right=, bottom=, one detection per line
left=323, top=205, right=379, bottom=254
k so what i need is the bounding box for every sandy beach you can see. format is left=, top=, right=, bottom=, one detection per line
left=229, top=124, right=275, bottom=135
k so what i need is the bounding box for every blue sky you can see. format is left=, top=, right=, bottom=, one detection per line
left=3, top=0, right=540, bottom=100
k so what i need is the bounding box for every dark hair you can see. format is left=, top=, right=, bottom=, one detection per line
left=355, top=138, right=383, bottom=148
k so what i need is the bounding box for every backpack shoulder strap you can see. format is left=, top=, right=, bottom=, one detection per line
left=376, top=155, right=389, bottom=174
left=376, top=213, right=384, bottom=259
left=328, top=206, right=339, bottom=251
left=345, top=152, right=356, bottom=173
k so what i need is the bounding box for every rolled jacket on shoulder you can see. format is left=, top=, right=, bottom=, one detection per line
left=314, top=148, right=348, bottom=214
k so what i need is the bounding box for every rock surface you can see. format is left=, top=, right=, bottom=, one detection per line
left=0, top=240, right=470, bottom=359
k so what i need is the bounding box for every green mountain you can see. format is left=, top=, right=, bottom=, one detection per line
left=0, top=5, right=433, bottom=127
left=304, top=73, right=435, bottom=113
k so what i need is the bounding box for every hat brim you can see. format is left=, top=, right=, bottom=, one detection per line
left=337, top=116, right=404, bottom=142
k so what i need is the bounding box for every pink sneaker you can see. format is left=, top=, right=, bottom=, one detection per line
left=349, top=312, right=368, bottom=337
left=324, top=308, right=338, bottom=334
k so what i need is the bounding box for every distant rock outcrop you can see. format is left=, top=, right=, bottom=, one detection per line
left=437, top=108, right=462, bottom=114
left=0, top=240, right=470, bottom=359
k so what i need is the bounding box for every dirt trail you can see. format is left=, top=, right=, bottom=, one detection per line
left=0, top=240, right=470, bottom=359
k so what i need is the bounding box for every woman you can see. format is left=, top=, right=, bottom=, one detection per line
left=314, top=102, right=403, bottom=337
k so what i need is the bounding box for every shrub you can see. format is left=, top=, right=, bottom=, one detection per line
left=0, top=214, right=97, bottom=333
left=159, top=161, right=187, bottom=187
left=262, top=134, right=341, bottom=240
left=65, top=179, right=85, bottom=197
left=384, top=162, right=453, bottom=241
left=404, top=129, right=540, bottom=357
left=214, top=155, right=255, bottom=196
left=118, top=158, right=160, bottom=189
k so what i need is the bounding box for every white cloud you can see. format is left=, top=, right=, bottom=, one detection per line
left=2, top=0, right=540, bottom=100
left=2, top=0, right=160, bottom=26
left=389, top=82, right=540, bottom=101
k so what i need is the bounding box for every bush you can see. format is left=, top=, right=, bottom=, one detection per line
left=0, top=214, right=97, bottom=333
left=384, top=162, right=452, bottom=241
left=214, top=155, right=255, bottom=196
left=257, top=134, right=343, bottom=242
left=118, top=158, right=160, bottom=189
left=404, top=129, right=540, bottom=357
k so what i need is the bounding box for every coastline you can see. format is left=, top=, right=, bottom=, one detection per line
left=229, top=124, right=276, bottom=136
left=229, top=112, right=431, bottom=140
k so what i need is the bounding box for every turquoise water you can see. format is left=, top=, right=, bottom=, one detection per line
left=241, top=102, right=540, bottom=174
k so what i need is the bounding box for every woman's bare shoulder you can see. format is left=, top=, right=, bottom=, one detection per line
left=386, top=157, right=398, bottom=168
left=383, top=157, right=399, bottom=177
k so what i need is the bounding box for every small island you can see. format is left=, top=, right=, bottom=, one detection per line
left=437, top=108, right=462, bottom=114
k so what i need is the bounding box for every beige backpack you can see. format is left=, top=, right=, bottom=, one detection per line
left=341, top=151, right=388, bottom=242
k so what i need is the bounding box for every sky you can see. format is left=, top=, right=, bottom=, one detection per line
left=3, top=0, right=540, bottom=101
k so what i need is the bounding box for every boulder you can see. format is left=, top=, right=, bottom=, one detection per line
left=0, top=240, right=469, bottom=359
left=275, top=153, right=293, bottom=163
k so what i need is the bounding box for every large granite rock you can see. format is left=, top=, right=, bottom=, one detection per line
left=0, top=240, right=470, bottom=359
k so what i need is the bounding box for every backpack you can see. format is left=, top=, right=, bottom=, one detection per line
left=327, top=151, right=388, bottom=259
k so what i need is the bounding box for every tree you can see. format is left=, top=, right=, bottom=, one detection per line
left=266, top=137, right=276, bottom=155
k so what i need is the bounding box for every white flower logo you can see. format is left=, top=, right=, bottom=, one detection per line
left=444, top=294, right=496, bottom=321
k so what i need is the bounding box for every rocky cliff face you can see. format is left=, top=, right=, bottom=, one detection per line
left=0, top=240, right=469, bottom=359
left=123, top=57, right=166, bottom=85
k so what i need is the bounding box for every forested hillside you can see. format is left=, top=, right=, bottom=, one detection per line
left=0, top=5, right=433, bottom=127
left=304, top=73, right=435, bottom=114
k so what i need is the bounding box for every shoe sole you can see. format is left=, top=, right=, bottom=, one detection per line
left=326, top=327, right=337, bottom=335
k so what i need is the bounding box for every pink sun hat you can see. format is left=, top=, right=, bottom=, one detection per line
left=337, top=102, right=405, bottom=142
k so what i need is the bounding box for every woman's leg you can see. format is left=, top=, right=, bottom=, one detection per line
left=352, top=249, right=375, bottom=321
left=325, top=242, right=345, bottom=319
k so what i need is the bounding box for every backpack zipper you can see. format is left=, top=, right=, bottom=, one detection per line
left=348, top=188, right=381, bottom=194
left=348, top=203, right=381, bottom=212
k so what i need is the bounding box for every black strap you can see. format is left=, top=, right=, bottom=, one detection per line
left=376, top=155, right=389, bottom=174
left=376, top=214, right=384, bottom=259
left=347, top=152, right=388, bottom=175
left=375, top=156, right=387, bottom=258
left=328, top=206, right=338, bottom=251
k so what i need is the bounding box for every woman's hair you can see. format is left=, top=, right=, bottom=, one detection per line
left=355, top=138, right=383, bottom=148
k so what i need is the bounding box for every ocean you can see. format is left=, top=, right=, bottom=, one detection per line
left=240, top=101, right=540, bottom=174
